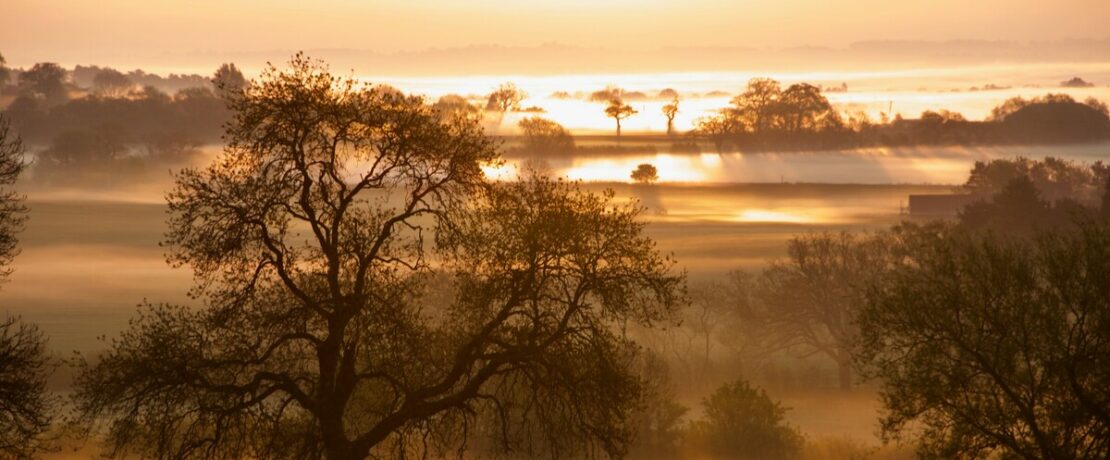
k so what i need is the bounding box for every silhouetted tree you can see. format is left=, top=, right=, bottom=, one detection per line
left=689, top=379, right=803, bottom=460
left=18, top=63, right=68, bottom=106
left=858, top=223, right=1110, bottom=459
left=605, top=98, right=637, bottom=137
left=730, top=78, right=781, bottom=134
left=212, top=63, right=249, bottom=98
left=0, top=118, right=26, bottom=273
left=777, top=83, right=839, bottom=133
left=0, top=53, right=10, bottom=87
left=485, top=82, right=525, bottom=127
left=0, top=117, right=49, bottom=458
left=656, top=88, right=679, bottom=100
left=694, top=114, right=739, bottom=153
left=631, top=163, right=659, bottom=184
left=963, top=157, right=1106, bottom=204
left=589, top=86, right=624, bottom=103
left=92, top=69, right=133, bottom=98
left=661, top=97, right=680, bottom=136
left=516, top=116, right=574, bottom=156
left=73, top=55, right=683, bottom=460
left=432, top=94, right=482, bottom=122
left=753, top=232, right=891, bottom=391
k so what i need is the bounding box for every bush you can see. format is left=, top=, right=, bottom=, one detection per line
left=690, top=379, right=803, bottom=460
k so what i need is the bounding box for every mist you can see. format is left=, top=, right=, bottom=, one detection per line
left=2, top=2, right=1110, bottom=459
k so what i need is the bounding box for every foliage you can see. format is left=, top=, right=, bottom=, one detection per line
left=485, top=82, right=525, bottom=114
left=0, top=117, right=47, bottom=458
left=962, top=156, right=1108, bottom=204
left=92, top=69, right=133, bottom=98
left=73, top=54, right=684, bottom=460
left=17, top=62, right=69, bottom=106
left=857, top=222, right=1110, bottom=459
left=751, top=232, right=892, bottom=391
left=432, top=94, right=482, bottom=123
left=689, top=379, right=803, bottom=460
left=605, top=98, right=637, bottom=136
left=630, top=164, right=658, bottom=184
left=517, top=116, right=575, bottom=156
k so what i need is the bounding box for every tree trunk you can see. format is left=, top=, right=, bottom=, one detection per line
left=616, top=118, right=622, bottom=137
left=837, top=348, right=852, bottom=391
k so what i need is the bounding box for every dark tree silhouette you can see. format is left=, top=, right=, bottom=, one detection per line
left=730, top=78, right=780, bottom=134
left=212, top=62, right=249, bottom=97
left=484, top=82, right=525, bottom=129
left=690, top=379, right=803, bottom=460
left=631, top=163, right=659, bottom=184
left=432, top=94, right=482, bottom=122
left=661, top=97, right=680, bottom=136
left=0, top=53, right=10, bottom=87
left=73, top=55, right=683, bottom=460
left=753, top=232, right=891, bottom=391
left=858, top=223, right=1110, bottom=458
left=517, top=116, right=574, bottom=155
left=0, top=117, right=48, bottom=458
left=605, top=98, right=637, bottom=137
left=18, top=63, right=69, bottom=106
left=92, top=69, right=133, bottom=98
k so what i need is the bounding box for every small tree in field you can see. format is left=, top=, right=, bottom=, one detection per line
left=662, top=97, right=680, bottom=136
left=605, top=98, right=637, bottom=137
left=631, top=163, right=659, bottom=184
left=485, top=82, right=526, bottom=128
left=73, top=55, right=684, bottom=460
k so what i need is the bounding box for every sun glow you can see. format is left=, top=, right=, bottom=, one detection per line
left=734, top=209, right=816, bottom=224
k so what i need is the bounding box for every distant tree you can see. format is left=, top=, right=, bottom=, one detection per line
left=0, top=53, right=10, bottom=87
left=18, top=62, right=68, bottom=106
left=963, top=156, right=1105, bottom=204
left=694, top=114, right=739, bottom=153
left=517, top=116, right=574, bottom=155
left=662, top=97, right=680, bottom=136
left=212, top=62, right=248, bottom=97
left=0, top=117, right=49, bottom=458
left=589, top=86, right=624, bottom=103
left=657, top=88, right=679, bottom=100
left=1060, top=76, right=1095, bottom=88
left=605, top=98, right=637, bottom=137
left=777, top=83, right=840, bottom=133
left=485, top=82, right=526, bottom=126
left=630, top=351, right=687, bottom=459
left=858, top=223, right=1110, bottom=459
left=753, top=232, right=891, bottom=391
left=92, top=68, right=133, bottom=98
left=730, top=78, right=781, bottom=134
left=34, top=125, right=131, bottom=182
left=432, top=94, right=482, bottom=122
left=631, top=163, right=659, bottom=184
left=690, top=379, right=803, bottom=460
left=73, top=55, right=683, bottom=460
left=959, top=176, right=1065, bottom=236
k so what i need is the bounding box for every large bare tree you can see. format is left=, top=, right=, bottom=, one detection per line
left=74, top=55, right=683, bottom=460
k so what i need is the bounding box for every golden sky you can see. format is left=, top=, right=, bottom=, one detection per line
left=3, top=0, right=1109, bottom=71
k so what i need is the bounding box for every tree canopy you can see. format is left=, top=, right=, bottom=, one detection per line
left=73, top=54, right=684, bottom=460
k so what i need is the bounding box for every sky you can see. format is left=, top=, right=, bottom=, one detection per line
left=3, top=0, right=1110, bottom=72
